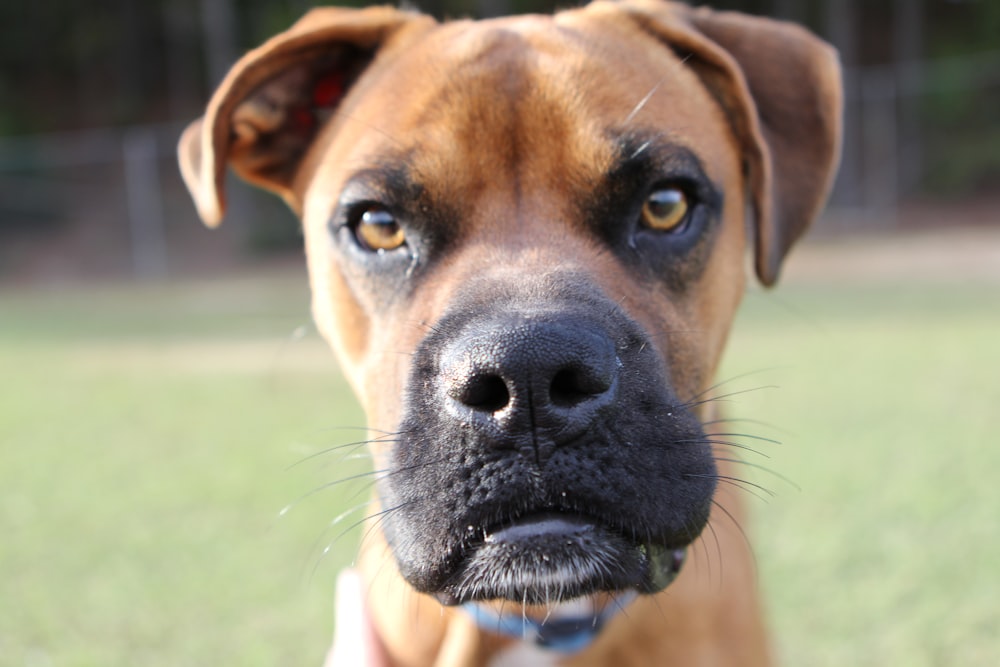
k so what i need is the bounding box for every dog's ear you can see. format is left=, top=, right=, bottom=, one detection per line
left=178, top=6, right=433, bottom=227
left=616, top=0, right=843, bottom=285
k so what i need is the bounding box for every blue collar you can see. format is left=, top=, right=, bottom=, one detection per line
left=462, top=592, right=637, bottom=654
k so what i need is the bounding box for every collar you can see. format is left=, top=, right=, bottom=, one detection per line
left=461, top=591, right=638, bottom=654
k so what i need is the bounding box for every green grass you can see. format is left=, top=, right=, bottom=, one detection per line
left=726, top=282, right=1000, bottom=666
left=0, top=272, right=366, bottom=667
left=1, top=268, right=997, bottom=666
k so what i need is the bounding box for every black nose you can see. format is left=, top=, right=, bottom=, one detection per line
left=440, top=315, right=619, bottom=440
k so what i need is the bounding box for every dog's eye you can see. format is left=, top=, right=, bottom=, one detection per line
left=353, top=207, right=406, bottom=252
left=640, top=187, right=689, bottom=232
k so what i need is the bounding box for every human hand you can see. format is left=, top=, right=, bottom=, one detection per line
left=324, top=569, right=389, bottom=667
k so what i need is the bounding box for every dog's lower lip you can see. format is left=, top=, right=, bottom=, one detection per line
left=432, top=513, right=688, bottom=606
left=484, top=513, right=595, bottom=544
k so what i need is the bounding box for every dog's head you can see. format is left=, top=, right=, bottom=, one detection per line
left=180, top=0, right=839, bottom=613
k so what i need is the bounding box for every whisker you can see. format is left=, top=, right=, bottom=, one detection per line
left=704, top=432, right=783, bottom=445
left=716, top=478, right=774, bottom=503
left=623, top=78, right=665, bottom=126
left=286, top=431, right=403, bottom=470
left=688, top=367, right=787, bottom=403
left=714, top=457, right=800, bottom=492
left=681, top=385, right=779, bottom=410
left=313, top=424, right=399, bottom=435
left=689, top=473, right=775, bottom=503
left=341, top=457, right=448, bottom=507
left=701, top=519, right=724, bottom=589
left=710, top=498, right=758, bottom=573
left=674, top=438, right=771, bottom=459
left=646, top=329, right=705, bottom=340
left=340, top=452, right=375, bottom=463
left=356, top=501, right=419, bottom=554
left=324, top=500, right=371, bottom=529
left=280, top=468, right=389, bottom=517
left=310, top=500, right=422, bottom=581
left=700, top=416, right=782, bottom=432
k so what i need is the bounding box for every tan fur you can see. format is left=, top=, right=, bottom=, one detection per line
left=178, top=2, right=841, bottom=665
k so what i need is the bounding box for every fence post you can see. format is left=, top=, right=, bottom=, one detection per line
left=860, top=69, right=899, bottom=225
left=825, top=0, right=863, bottom=212
left=894, top=0, right=925, bottom=195
left=123, top=128, right=169, bottom=279
left=200, top=0, right=238, bottom=87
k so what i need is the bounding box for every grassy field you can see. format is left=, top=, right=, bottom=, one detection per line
left=1, top=244, right=998, bottom=666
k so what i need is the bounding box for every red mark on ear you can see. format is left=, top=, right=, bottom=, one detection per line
left=313, top=72, right=345, bottom=108
left=290, top=106, right=316, bottom=134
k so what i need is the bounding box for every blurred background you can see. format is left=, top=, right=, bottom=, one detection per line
left=1, top=0, right=998, bottom=277
left=1, top=1, right=997, bottom=666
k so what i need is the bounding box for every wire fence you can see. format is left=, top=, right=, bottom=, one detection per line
left=832, top=50, right=1000, bottom=226
left=1, top=52, right=998, bottom=280
left=2, top=124, right=187, bottom=280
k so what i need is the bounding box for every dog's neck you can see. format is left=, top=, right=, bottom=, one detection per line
left=462, top=591, right=638, bottom=654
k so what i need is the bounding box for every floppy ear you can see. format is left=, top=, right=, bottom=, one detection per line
left=618, top=0, right=843, bottom=285
left=177, top=6, right=433, bottom=227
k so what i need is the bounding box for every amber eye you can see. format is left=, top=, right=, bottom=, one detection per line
left=641, top=187, right=689, bottom=232
left=354, top=207, right=406, bottom=252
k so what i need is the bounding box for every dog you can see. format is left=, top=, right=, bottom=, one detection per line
left=178, top=1, right=841, bottom=664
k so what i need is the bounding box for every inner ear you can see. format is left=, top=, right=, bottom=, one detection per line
left=226, top=46, right=372, bottom=200
left=177, top=5, right=434, bottom=227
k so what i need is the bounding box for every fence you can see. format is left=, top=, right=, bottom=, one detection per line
left=834, top=51, right=1000, bottom=225
left=0, top=123, right=296, bottom=282
left=1, top=52, right=998, bottom=280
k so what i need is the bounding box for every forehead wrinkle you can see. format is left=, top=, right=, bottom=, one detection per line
left=397, top=26, right=616, bottom=238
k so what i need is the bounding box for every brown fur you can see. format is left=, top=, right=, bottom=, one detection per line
left=179, top=2, right=841, bottom=665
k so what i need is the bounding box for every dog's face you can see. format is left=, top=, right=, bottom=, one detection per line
left=179, top=0, right=840, bottom=613
left=303, top=16, right=746, bottom=604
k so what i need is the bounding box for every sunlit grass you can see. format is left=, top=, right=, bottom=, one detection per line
left=723, top=282, right=1000, bottom=667
left=1, top=269, right=997, bottom=666
left=0, top=272, right=367, bottom=667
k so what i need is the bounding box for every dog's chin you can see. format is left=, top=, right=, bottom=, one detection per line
left=430, top=514, right=687, bottom=607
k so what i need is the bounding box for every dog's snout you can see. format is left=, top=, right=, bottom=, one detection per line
left=442, top=317, right=618, bottom=437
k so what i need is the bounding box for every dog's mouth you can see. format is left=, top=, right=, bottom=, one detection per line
left=432, top=512, right=687, bottom=606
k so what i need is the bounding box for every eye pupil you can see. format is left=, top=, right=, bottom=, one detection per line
left=355, top=207, right=406, bottom=251
left=641, top=187, right=689, bottom=232
left=361, top=209, right=394, bottom=226
left=647, top=189, right=683, bottom=216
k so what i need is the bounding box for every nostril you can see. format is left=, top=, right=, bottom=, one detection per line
left=550, top=367, right=608, bottom=407
left=458, top=374, right=510, bottom=412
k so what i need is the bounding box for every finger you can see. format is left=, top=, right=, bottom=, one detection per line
left=325, top=569, right=388, bottom=667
